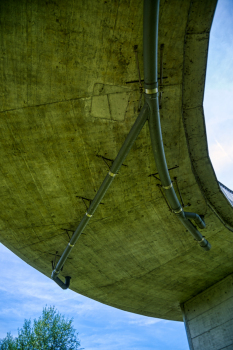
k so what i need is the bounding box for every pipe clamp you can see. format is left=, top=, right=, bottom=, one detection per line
left=68, top=243, right=74, bottom=247
left=145, top=88, right=158, bottom=94
left=86, top=212, right=93, bottom=217
left=173, top=207, right=183, bottom=214
left=198, top=237, right=205, bottom=243
left=108, top=171, right=116, bottom=177
left=163, top=183, right=173, bottom=190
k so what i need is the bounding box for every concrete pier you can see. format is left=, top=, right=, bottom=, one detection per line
left=181, top=274, right=233, bottom=350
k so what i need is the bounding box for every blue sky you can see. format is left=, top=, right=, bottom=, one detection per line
left=204, top=0, right=233, bottom=190
left=0, top=0, right=232, bottom=349
left=0, top=244, right=187, bottom=350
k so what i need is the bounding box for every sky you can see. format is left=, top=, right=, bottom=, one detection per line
left=0, top=244, right=187, bottom=350
left=0, top=0, right=233, bottom=349
left=204, top=0, right=233, bottom=190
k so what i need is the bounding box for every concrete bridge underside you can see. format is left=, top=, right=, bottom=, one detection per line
left=1, top=0, right=233, bottom=329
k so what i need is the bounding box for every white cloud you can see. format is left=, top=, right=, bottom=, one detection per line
left=128, top=315, right=163, bottom=327
left=204, top=89, right=233, bottom=190
left=210, top=139, right=233, bottom=168
left=203, top=0, right=233, bottom=191
left=0, top=244, right=188, bottom=350
left=0, top=308, right=23, bottom=318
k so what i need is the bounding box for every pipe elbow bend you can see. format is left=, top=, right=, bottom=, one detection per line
left=184, top=212, right=206, bottom=229
left=51, top=270, right=71, bottom=290
left=54, top=276, right=71, bottom=290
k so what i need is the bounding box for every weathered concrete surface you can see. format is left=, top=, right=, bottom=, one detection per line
left=182, top=274, right=233, bottom=350
left=0, top=0, right=232, bottom=321
left=182, top=0, right=233, bottom=232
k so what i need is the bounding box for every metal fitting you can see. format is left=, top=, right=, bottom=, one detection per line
left=108, top=171, right=116, bottom=177
left=163, top=183, right=173, bottom=190
left=145, top=88, right=158, bottom=94
left=173, top=207, right=183, bottom=214
left=86, top=212, right=93, bottom=218
left=68, top=243, right=74, bottom=247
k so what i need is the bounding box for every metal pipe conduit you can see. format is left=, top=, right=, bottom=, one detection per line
left=51, top=0, right=211, bottom=289
left=184, top=212, right=206, bottom=229
left=144, top=0, right=211, bottom=251
left=51, top=104, right=149, bottom=288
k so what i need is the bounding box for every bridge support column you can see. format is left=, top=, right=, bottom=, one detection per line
left=181, top=274, right=233, bottom=350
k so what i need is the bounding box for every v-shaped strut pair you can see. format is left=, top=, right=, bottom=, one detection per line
left=51, top=0, right=210, bottom=290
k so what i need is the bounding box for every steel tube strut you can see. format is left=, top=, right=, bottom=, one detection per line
left=143, top=0, right=159, bottom=91
left=144, top=0, right=211, bottom=251
left=51, top=104, right=149, bottom=288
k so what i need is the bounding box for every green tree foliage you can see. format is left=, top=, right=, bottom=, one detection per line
left=0, top=306, right=82, bottom=350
